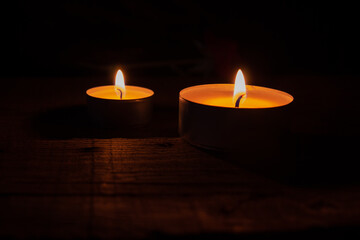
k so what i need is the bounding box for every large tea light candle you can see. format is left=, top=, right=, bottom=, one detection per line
left=179, top=69, right=294, bottom=151
left=86, top=69, right=154, bottom=128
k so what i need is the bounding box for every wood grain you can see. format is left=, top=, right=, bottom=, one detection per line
left=0, top=76, right=359, bottom=239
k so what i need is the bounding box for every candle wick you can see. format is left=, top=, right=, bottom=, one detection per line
left=117, top=88, right=123, bottom=100
left=235, top=94, right=244, bottom=108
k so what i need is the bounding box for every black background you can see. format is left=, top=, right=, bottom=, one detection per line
left=2, top=0, right=360, bottom=80
left=1, top=1, right=360, bottom=238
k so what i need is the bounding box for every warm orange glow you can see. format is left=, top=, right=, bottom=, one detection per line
left=233, top=69, right=246, bottom=105
left=115, top=69, right=126, bottom=97
left=87, top=85, right=154, bottom=100
left=180, top=84, right=293, bottom=109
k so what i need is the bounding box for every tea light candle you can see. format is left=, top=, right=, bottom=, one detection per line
left=86, top=69, right=154, bottom=128
left=179, top=69, right=294, bottom=151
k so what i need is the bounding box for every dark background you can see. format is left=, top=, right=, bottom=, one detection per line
left=2, top=0, right=360, bottom=80
left=1, top=1, right=360, bottom=239
left=1, top=0, right=359, bottom=196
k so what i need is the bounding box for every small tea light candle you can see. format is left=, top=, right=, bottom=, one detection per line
left=86, top=69, right=154, bottom=128
left=179, top=69, right=294, bottom=151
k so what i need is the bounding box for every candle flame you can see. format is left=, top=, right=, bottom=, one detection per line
left=115, top=69, right=126, bottom=98
left=233, top=69, right=246, bottom=106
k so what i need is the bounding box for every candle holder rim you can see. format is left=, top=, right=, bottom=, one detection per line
left=179, top=84, right=293, bottom=110
left=86, top=85, right=154, bottom=101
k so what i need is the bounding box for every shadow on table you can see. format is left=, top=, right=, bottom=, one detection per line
left=32, top=104, right=178, bottom=139
left=196, top=132, right=360, bottom=188
left=289, top=133, right=360, bottom=187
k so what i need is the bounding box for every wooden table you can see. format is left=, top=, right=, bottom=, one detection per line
left=0, top=74, right=359, bottom=239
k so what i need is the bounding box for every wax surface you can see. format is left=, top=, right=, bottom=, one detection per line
left=180, top=84, right=293, bottom=108
left=87, top=85, right=154, bottom=100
